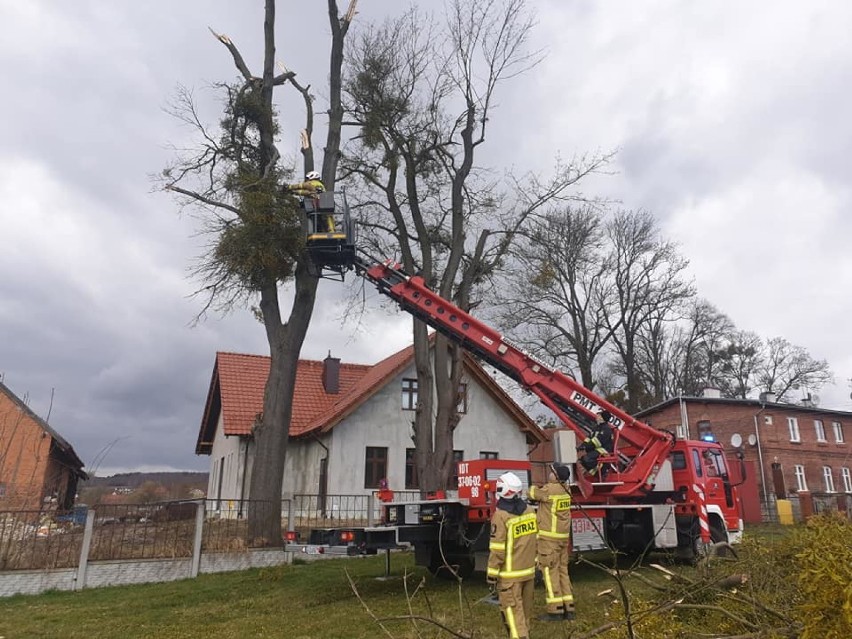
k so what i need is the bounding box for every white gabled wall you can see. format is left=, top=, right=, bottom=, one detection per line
left=205, top=411, right=244, bottom=505
left=204, top=361, right=535, bottom=501
left=325, top=363, right=530, bottom=495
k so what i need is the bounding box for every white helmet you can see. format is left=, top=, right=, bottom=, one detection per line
left=306, top=170, right=321, bottom=181
left=496, top=472, right=523, bottom=499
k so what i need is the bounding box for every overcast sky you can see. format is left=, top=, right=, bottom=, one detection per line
left=1, top=1, right=850, bottom=476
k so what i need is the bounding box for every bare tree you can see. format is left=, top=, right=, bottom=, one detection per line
left=757, top=337, right=833, bottom=402
left=634, top=299, right=735, bottom=402
left=161, top=0, right=356, bottom=543
left=604, top=210, right=695, bottom=412
left=342, top=0, right=610, bottom=491
left=674, top=300, right=737, bottom=396
left=498, top=204, right=613, bottom=390
left=713, top=330, right=764, bottom=399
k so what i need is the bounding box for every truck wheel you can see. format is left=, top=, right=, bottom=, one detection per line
left=674, top=518, right=703, bottom=564
left=709, top=519, right=733, bottom=558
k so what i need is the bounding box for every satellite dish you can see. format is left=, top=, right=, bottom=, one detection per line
left=730, top=433, right=743, bottom=448
left=748, top=434, right=757, bottom=446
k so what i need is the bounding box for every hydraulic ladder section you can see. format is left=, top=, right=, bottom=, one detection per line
left=352, top=255, right=675, bottom=500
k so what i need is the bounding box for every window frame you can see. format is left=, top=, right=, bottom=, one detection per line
left=691, top=449, right=704, bottom=477
left=479, top=451, right=499, bottom=460
left=787, top=417, right=801, bottom=443
left=794, top=464, right=808, bottom=491
left=401, top=378, right=418, bottom=411
left=669, top=451, right=687, bottom=471
left=833, top=421, right=845, bottom=443
left=814, top=419, right=826, bottom=442
left=456, top=382, right=468, bottom=414
left=822, top=466, right=835, bottom=493
left=364, top=446, right=388, bottom=489
left=841, top=467, right=852, bottom=493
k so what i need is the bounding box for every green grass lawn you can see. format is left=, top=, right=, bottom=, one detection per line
left=0, top=549, right=681, bottom=639
left=0, top=524, right=800, bottom=639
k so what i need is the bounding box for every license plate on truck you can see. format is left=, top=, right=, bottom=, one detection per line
left=572, top=511, right=606, bottom=551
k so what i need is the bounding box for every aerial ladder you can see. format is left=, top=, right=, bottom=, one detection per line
left=347, top=254, right=674, bottom=501
left=304, top=193, right=744, bottom=560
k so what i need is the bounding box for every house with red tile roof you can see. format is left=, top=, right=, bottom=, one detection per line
left=195, top=342, right=546, bottom=504
left=0, top=380, right=88, bottom=511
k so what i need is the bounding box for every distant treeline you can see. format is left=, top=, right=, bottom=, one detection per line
left=82, top=472, right=208, bottom=489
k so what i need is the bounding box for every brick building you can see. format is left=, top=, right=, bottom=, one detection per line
left=636, top=391, right=851, bottom=520
left=0, top=380, right=88, bottom=511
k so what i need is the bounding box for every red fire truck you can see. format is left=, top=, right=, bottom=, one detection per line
left=298, top=202, right=744, bottom=575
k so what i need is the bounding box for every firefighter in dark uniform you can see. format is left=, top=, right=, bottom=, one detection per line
left=529, top=463, right=575, bottom=621
left=487, top=472, right=537, bottom=639
left=578, top=409, right=615, bottom=476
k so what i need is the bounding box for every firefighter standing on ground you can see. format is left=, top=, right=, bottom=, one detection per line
left=487, top=472, right=538, bottom=639
left=529, top=463, right=575, bottom=621
left=578, top=410, right=615, bottom=476
left=284, top=170, right=334, bottom=232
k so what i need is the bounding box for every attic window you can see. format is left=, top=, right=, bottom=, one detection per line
left=457, top=383, right=468, bottom=414
left=401, top=379, right=418, bottom=411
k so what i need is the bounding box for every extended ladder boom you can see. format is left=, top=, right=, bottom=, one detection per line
left=353, top=255, right=674, bottom=499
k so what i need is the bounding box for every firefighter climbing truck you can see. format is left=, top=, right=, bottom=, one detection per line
left=298, top=194, right=744, bottom=575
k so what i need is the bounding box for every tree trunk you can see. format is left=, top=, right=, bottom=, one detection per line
left=248, top=266, right=318, bottom=544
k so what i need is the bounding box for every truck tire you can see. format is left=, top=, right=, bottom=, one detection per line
left=709, top=518, right=732, bottom=557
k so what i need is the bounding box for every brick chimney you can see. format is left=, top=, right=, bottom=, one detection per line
left=322, top=352, right=341, bottom=394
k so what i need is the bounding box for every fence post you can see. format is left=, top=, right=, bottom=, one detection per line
left=367, top=494, right=375, bottom=527
left=74, top=508, right=96, bottom=591
left=286, top=498, right=295, bottom=533
left=190, top=500, right=205, bottom=578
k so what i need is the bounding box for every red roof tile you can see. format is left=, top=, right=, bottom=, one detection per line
left=196, top=342, right=544, bottom=454
left=215, top=351, right=375, bottom=438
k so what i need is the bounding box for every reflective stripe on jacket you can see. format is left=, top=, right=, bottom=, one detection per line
left=529, top=481, right=571, bottom=540
left=487, top=505, right=537, bottom=582
left=287, top=179, right=325, bottom=197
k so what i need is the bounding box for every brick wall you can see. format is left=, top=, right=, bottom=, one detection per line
left=0, top=391, right=51, bottom=511
left=641, top=399, right=851, bottom=501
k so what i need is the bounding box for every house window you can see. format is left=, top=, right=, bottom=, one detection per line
left=822, top=466, right=835, bottom=493
left=794, top=465, right=807, bottom=491
left=451, top=450, right=464, bottom=488
left=457, top=383, right=468, bottom=414
left=401, top=379, right=418, bottom=411
left=0, top=482, right=5, bottom=498
left=787, top=417, right=800, bottom=443
left=814, top=420, right=826, bottom=442
left=697, top=420, right=714, bottom=442
left=405, top=448, right=419, bottom=490
left=365, top=447, right=388, bottom=489
left=480, top=451, right=499, bottom=459
left=841, top=467, right=852, bottom=493
left=833, top=421, right=845, bottom=443
left=764, top=415, right=773, bottom=425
